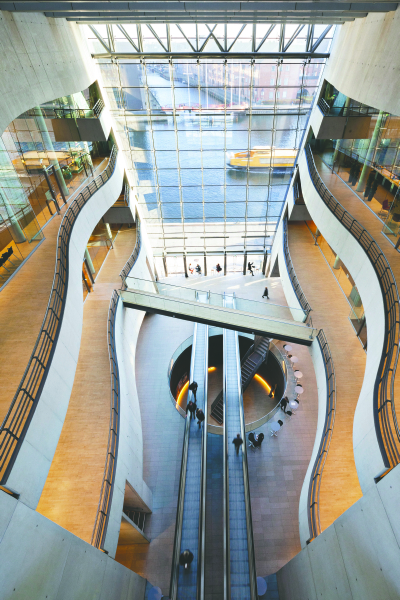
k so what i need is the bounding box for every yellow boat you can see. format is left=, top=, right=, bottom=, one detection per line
left=228, top=146, right=297, bottom=171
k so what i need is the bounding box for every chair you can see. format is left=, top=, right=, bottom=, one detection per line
left=286, top=410, right=294, bottom=420
left=254, top=432, right=265, bottom=449
left=379, top=199, right=390, bottom=218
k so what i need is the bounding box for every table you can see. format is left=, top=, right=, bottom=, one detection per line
left=257, top=576, right=268, bottom=597
left=270, top=421, right=281, bottom=436
left=283, top=344, right=292, bottom=354
left=290, top=355, right=299, bottom=364
left=295, top=385, right=303, bottom=394
left=294, top=370, right=303, bottom=379
left=289, top=400, right=298, bottom=412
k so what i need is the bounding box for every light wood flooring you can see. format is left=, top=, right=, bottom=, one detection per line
left=0, top=159, right=109, bottom=426
left=288, top=220, right=365, bottom=531
left=315, top=155, right=400, bottom=419
left=37, top=226, right=136, bottom=543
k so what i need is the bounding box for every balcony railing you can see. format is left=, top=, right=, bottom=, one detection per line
left=120, top=217, right=141, bottom=284
left=92, top=214, right=141, bottom=550
left=282, top=216, right=312, bottom=319
left=305, top=143, right=400, bottom=469
left=25, top=98, right=105, bottom=120
left=317, top=97, right=380, bottom=117
left=92, top=289, right=120, bottom=550
left=0, top=145, right=118, bottom=486
left=307, top=330, right=336, bottom=541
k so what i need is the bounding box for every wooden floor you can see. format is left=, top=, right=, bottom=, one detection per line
left=288, top=221, right=365, bottom=531
left=37, top=227, right=136, bottom=543
left=315, top=155, right=400, bottom=419
left=0, top=159, right=109, bottom=426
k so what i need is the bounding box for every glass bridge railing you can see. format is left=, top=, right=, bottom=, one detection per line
left=123, top=276, right=318, bottom=343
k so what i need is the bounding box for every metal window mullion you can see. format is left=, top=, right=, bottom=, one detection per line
left=255, top=24, right=276, bottom=53
left=279, top=24, right=285, bottom=53
left=136, top=24, right=143, bottom=52
left=116, top=24, right=139, bottom=52
left=223, top=61, right=227, bottom=252
left=205, top=24, right=224, bottom=53
left=143, top=60, right=166, bottom=250
left=170, top=58, right=185, bottom=250
left=198, top=61, right=206, bottom=253
left=244, top=59, right=254, bottom=252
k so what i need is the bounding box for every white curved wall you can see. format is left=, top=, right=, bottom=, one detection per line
left=7, top=155, right=125, bottom=508
left=0, top=11, right=94, bottom=136
left=324, top=8, right=400, bottom=115
left=298, top=149, right=386, bottom=493
left=103, top=244, right=153, bottom=558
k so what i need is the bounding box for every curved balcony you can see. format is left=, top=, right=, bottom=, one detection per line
left=0, top=146, right=124, bottom=507
left=301, top=144, right=400, bottom=489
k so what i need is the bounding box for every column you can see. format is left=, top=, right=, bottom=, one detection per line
left=0, top=140, right=26, bottom=242
left=333, top=255, right=341, bottom=269
left=84, top=247, right=95, bottom=275
left=356, top=110, right=386, bottom=192
left=332, top=96, right=351, bottom=165
left=34, top=106, right=70, bottom=197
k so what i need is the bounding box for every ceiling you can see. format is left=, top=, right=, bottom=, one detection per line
left=0, top=1, right=398, bottom=24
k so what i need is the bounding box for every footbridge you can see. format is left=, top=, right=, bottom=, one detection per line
left=120, top=277, right=317, bottom=346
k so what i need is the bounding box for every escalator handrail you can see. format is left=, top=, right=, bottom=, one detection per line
left=233, top=294, right=258, bottom=600
left=169, top=321, right=198, bottom=600
left=197, top=292, right=209, bottom=600
left=222, top=292, right=230, bottom=600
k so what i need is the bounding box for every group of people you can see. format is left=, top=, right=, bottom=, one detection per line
left=188, top=263, right=202, bottom=275
left=186, top=381, right=205, bottom=428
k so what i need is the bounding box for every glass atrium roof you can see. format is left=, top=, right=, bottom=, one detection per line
left=86, top=24, right=334, bottom=256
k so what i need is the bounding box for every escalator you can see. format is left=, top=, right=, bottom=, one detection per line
left=223, top=293, right=257, bottom=600
left=170, top=292, right=209, bottom=600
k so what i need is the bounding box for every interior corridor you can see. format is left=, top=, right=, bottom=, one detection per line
left=0, top=157, right=110, bottom=426
left=314, top=154, right=400, bottom=416
left=288, top=220, right=366, bottom=531
left=37, top=225, right=136, bottom=543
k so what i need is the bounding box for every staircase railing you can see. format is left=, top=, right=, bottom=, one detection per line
left=0, top=145, right=119, bottom=486
left=306, top=144, right=400, bottom=469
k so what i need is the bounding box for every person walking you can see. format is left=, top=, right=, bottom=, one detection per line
left=232, top=433, right=243, bottom=455
left=262, top=285, right=269, bottom=299
left=186, top=400, right=196, bottom=420
left=247, top=261, right=254, bottom=276
left=196, top=408, right=205, bottom=429
left=179, top=549, right=194, bottom=570
left=280, top=396, right=289, bottom=413
left=188, top=381, right=198, bottom=402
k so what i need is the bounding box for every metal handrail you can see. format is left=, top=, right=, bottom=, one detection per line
left=91, top=289, right=121, bottom=550
left=93, top=98, right=105, bottom=117
left=120, top=217, right=141, bottom=284
left=317, top=97, right=379, bottom=117
left=305, top=144, right=400, bottom=468
left=0, top=145, right=118, bottom=485
left=234, top=297, right=257, bottom=600
left=283, top=216, right=312, bottom=320
left=307, top=330, right=336, bottom=540
left=169, top=321, right=198, bottom=600
left=91, top=208, right=142, bottom=549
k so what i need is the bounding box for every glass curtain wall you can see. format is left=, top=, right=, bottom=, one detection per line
left=313, top=83, right=400, bottom=247
left=97, top=55, right=325, bottom=259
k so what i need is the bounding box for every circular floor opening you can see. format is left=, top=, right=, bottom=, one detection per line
left=169, top=334, right=285, bottom=429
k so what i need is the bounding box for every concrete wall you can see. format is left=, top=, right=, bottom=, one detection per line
left=0, top=11, right=94, bottom=136
left=278, top=461, right=400, bottom=600
left=0, top=490, right=146, bottom=600
left=324, top=8, right=400, bottom=115
left=7, top=154, right=125, bottom=509
left=103, top=246, right=153, bottom=558
left=298, top=149, right=386, bottom=494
